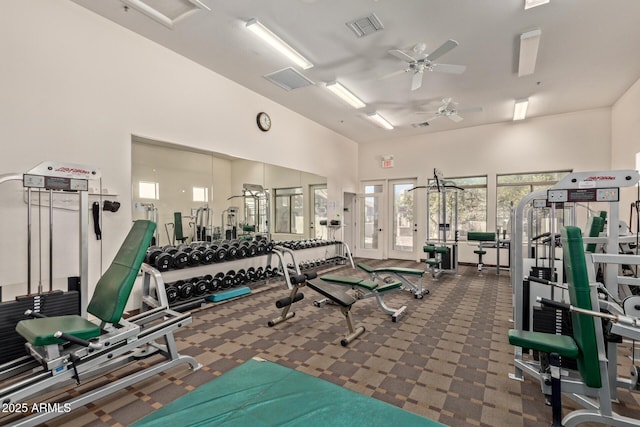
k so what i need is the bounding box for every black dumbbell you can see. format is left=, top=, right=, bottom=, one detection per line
left=175, top=280, right=194, bottom=300
left=222, top=270, right=235, bottom=289
left=166, top=247, right=189, bottom=269
left=235, top=269, right=247, bottom=286
left=211, top=272, right=224, bottom=291
left=146, top=246, right=172, bottom=271
left=192, top=277, right=209, bottom=296
left=165, top=283, right=178, bottom=303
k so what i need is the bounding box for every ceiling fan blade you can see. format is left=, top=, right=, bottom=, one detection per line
left=431, top=63, right=466, bottom=74
left=457, top=106, right=483, bottom=114
left=378, top=69, right=409, bottom=81
left=415, top=110, right=439, bottom=115
left=426, top=39, right=459, bottom=61
left=389, top=49, right=417, bottom=63
left=411, top=71, right=423, bottom=91
left=448, top=113, right=464, bottom=123
left=424, top=115, right=441, bottom=123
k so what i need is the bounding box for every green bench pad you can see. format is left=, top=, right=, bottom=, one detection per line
left=508, top=329, right=579, bottom=359
left=16, top=315, right=100, bottom=347
left=467, top=232, right=496, bottom=242
left=131, top=359, right=444, bottom=427
left=357, top=263, right=424, bottom=276
left=376, top=282, right=403, bottom=292
left=320, top=275, right=378, bottom=291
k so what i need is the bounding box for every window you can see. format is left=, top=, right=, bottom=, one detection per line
left=427, top=176, right=487, bottom=239
left=496, top=170, right=570, bottom=230
left=192, top=186, right=209, bottom=203
left=275, top=187, right=303, bottom=234
left=139, top=181, right=159, bottom=200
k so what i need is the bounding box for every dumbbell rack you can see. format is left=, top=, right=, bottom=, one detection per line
left=141, top=239, right=285, bottom=312
left=274, top=239, right=354, bottom=277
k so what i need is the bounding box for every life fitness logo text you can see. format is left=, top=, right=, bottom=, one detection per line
left=584, top=176, right=615, bottom=181
left=55, top=167, right=92, bottom=176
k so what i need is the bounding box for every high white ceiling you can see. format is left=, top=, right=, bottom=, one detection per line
left=71, top=0, right=640, bottom=144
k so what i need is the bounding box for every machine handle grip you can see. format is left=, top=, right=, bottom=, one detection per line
left=54, top=331, right=102, bottom=350
left=537, top=297, right=570, bottom=311
left=526, top=276, right=554, bottom=286
left=24, top=309, right=47, bottom=318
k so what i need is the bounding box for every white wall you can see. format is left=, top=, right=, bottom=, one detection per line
left=358, top=108, right=612, bottom=263
left=612, top=77, right=640, bottom=215
left=0, top=0, right=358, bottom=309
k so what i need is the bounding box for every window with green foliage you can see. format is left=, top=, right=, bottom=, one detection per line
left=496, top=170, right=571, bottom=231
left=427, top=176, right=487, bottom=239
left=275, top=187, right=303, bottom=234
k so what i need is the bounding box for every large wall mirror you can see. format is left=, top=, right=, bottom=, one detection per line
left=131, top=136, right=328, bottom=246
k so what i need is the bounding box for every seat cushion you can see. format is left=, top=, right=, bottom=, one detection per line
left=16, top=315, right=100, bottom=347
left=508, top=329, right=579, bottom=359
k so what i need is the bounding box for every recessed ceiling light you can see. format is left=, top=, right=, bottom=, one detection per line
left=524, top=0, right=550, bottom=9
left=518, top=29, right=542, bottom=77
left=513, top=98, right=529, bottom=121
left=366, top=112, right=394, bottom=130
left=120, top=0, right=210, bottom=28
left=325, top=81, right=366, bottom=109
left=246, top=19, right=313, bottom=70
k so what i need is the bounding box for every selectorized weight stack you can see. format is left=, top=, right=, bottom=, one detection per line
left=0, top=161, right=99, bottom=364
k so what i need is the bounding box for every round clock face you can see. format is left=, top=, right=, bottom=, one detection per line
left=257, top=112, right=271, bottom=132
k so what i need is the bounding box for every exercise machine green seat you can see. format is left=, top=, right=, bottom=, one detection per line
left=16, top=316, right=100, bottom=347
left=357, top=263, right=424, bottom=276
left=423, top=245, right=435, bottom=254
left=473, top=250, right=487, bottom=255
left=467, top=232, right=496, bottom=241
left=16, top=220, right=156, bottom=346
left=508, top=225, right=602, bottom=388
left=508, top=330, right=578, bottom=358
left=320, top=275, right=402, bottom=292
left=131, top=358, right=444, bottom=427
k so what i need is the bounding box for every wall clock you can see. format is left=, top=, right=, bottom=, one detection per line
left=257, top=112, right=271, bottom=132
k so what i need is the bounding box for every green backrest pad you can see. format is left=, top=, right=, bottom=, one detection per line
left=174, top=212, right=185, bottom=241
left=87, top=220, right=156, bottom=324
left=561, top=226, right=602, bottom=388
left=585, top=216, right=605, bottom=253
left=467, top=232, right=496, bottom=242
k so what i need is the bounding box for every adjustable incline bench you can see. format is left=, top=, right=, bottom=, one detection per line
left=356, top=262, right=429, bottom=298
left=267, top=270, right=365, bottom=346
left=315, top=274, right=407, bottom=322
left=0, top=220, right=201, bottom=427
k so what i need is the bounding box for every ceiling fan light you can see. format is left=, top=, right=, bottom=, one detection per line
left=524, top=0, right=550, bottom=10
left=326, top=81, right=366, bottom=109
left=518, top=28, right=541, bottom=77
left=246, top=19, right=313, bottom=70
left=513, top=98, right=529, bottom=121
left=367, top=112, right=394, bottom=130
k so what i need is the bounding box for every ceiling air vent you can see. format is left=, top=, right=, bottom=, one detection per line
left=412, top=121, right=430, bottom=128
left=120, top=0, right=210, bottom=28
left=346, top=13, right=384, bottom=38
left=264, top=68, right=314, bottom=91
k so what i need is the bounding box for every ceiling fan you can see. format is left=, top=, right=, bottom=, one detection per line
left=386, top=39, right=466, bottom=91
left=414, top=98, right=482, bottom=124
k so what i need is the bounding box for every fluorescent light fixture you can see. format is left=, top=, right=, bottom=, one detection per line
left=524, top=0, right=550, bottom=9
left=518, top=28, right=542, bottom=76
left=325, top=81, right=366, bottom=109
left=367, top=112, right=394, bottom=130
left=246, top=19, right=313, bottom=70
left=120, top=0, right=211, bottom=29
left=513, top=98, right=529, bottom=121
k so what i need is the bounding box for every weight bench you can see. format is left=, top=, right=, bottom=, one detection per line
left=315, top=274, right=407, bottom=322
left=509, top=226, right=639, bottom=427
left=0, top=220, right=201, bottom=427
left=356, top=262, right=429, bottom=298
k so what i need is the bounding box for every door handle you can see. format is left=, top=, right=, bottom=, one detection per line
left=379, top=228, right=383, bottom=232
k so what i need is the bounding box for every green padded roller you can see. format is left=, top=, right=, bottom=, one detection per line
left=434, top=246, right=449, bottom=254
left=423, top=245, right=435, bottom=254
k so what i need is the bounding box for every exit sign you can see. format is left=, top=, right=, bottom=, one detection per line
left=381, top=159, right=394, bottom=168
